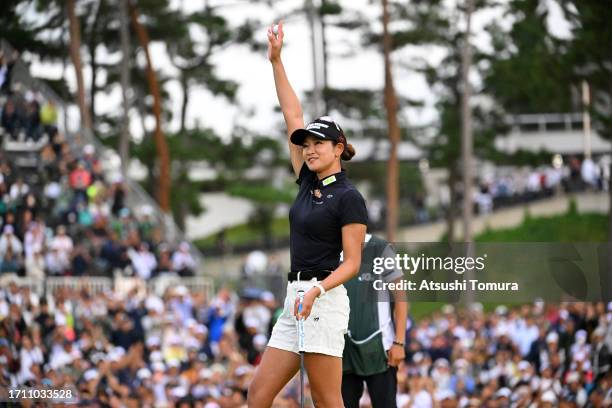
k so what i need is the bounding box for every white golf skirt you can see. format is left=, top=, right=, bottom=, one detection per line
left=267, top=278, right=350, bottom=357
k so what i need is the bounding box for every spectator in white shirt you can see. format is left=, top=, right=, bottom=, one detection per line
left=49, top=225, right=73, bottom=271
left=9, top=177, right=29, bottom=203
left=45, top=247, right=64, bottom=275
left=23, top=222, right=44, bottom=259
left=25, top=248, right=45, bottom=279
left=171, top=242, right=196, bottom=276
left=581, top=157, right=598, bottom=187
left=0, top=225, right=23, bottom=272
left=129, top=242, right=157, bottom=280
left=18, top=335, right=44, bottom=384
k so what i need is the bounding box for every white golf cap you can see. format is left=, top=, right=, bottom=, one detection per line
left=495, top=388, right=511, bottom=399
left=518, top=360, right=531, bottom=371
left=454, top=358, right=469, bottom=368
left=541, top=390, right=557, bottom=403
left=137, top=368, right=152, bottom=379
left=146, top=336, right=161, bottom=348
left=435, top=389, right=455, bottom=401
left=434, top=358, right=450, bottom=368
left=199, top=368, right=213, bottom=379
left=442, top=304, right=455, bottom=314
left=167, top=359, right=181, bottom=368
left=83, top=369, right=99, bottom=382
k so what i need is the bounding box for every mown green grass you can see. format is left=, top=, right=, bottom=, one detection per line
left=195, top=217, right=290, bottom=250
left=476, top=208, right=607, bottom=242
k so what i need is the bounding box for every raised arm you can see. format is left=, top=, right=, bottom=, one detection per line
left=267, top=22, right=304, bottom=177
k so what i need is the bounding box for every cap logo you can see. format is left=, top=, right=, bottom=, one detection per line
left=307, top=122, right=329, bottom=130
left=308, top=130, right=327, bottom=138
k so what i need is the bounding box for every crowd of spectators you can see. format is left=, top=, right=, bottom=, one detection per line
left=440, top=157, right=609, bottom=218
left=0, top=81, right=197, bottom=279
left=393, top=302, right=611, bottom=407
left=1, top=280, right=611, bottom=407
left=370, top=155, right=609, bottom=228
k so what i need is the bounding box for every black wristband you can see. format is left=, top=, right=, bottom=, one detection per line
left=392, top=340, right=404, bottom=347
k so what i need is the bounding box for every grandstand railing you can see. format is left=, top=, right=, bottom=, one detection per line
left=0, top=39, right=205, bottom=270
left=504, top=112, right=584, bottom=133
left=0, top=275, right=214, bottom=300
left=47, top=276, right=112, bottom=294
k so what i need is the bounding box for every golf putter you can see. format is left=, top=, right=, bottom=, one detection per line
left=297, top=289, right=305, bottom=408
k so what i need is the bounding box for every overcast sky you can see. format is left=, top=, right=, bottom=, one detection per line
left=26, top=0, right=572, bottom=141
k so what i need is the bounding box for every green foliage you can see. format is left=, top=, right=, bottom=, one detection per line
left=228, top=184, right=296, bottom=204
left=363, top=0, right=450, bottom=49
left=0, top=0, right=66, bottom=60
left=117, top=126, right=285, bottom=229
left=483, top=0, right=573, bottom=113
left=194, top=217, right=290, bottom=252
left=557, top=0, right=612, bottom=141
left=347, top=161, right=424, bottom=200
left=475, top=211, right=607, bottom=242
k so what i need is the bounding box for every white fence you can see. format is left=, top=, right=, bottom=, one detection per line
left=0, top=274, right=214, bottom=300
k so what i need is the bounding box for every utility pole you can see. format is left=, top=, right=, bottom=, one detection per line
left=460, top=0, right=475, bottom=304
left=305, top=0, right=323, bottom=118
left=119, top=0, right=131, bottom=178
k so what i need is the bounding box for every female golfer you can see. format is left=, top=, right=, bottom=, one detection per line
left=247, top=22, right=368, bottom=408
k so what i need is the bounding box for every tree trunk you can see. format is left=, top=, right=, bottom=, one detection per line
left=382, top=0, right=400, bottom=242
left=87, top=0, right=102, bottom=125
left=119, top=0, right=131, bottom=178
left=461, top=0, right=475, bottom=244
left=129, top=0, right=172, bottom=213
left=67, top=0, right=93, bottom=131
left=89, top=45, right=97, bottom=124
left=446, top=167, right=457, bottom=244
left=180, top=73, right=189, bottom=133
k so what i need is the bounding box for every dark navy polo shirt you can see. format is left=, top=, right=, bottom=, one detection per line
left=289, top=163, right=368, bottom=272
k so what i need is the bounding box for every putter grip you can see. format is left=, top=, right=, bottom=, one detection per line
left=297, top=290, right=305, bottom=352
